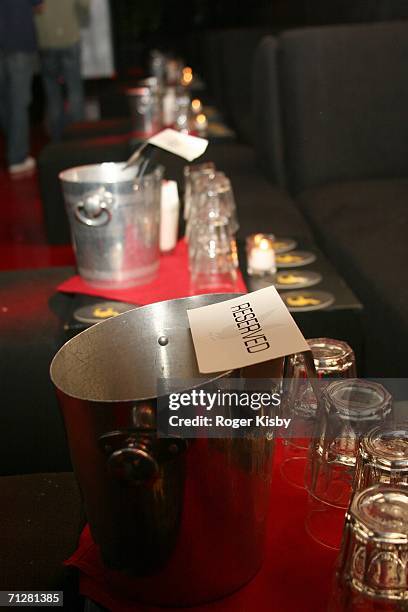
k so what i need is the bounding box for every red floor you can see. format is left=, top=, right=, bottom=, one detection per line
left=0, top=130, right=75, bottom=271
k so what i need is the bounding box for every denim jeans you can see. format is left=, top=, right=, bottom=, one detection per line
left=0, top=51, right=35, bottom=166
left=40, top=42, right=84, bottom=141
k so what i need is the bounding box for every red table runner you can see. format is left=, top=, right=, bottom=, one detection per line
left=57, top=240, right=246, bottom=305
left=66, top=442, right=337, bottom=612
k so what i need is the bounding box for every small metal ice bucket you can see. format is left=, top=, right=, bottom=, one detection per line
left=59, top=163, right=162, bottom=289
left=126, top=86, right=163, bottom=136
left=50, top=294, right=283, bottom=606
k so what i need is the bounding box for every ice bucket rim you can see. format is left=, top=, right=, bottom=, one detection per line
left=59, top=162, right=163, bottom=186
left=50, top=293, right=242, bottom=404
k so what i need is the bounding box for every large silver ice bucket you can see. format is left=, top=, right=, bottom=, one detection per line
left=50, top=294, right=283, bottom=606
left=59, top=163, right=162, bottom=289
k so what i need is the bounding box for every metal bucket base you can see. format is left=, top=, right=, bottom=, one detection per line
left=79, top=262, right=159, bottom=289
left=111, top=558, right=264, bottom=607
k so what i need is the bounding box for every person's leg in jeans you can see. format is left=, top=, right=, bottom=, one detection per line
left=40, top=49, right=65, bottom=141
left=62, top=42, right=84, bottom=128
left=6, top=52, right=35, bottom=166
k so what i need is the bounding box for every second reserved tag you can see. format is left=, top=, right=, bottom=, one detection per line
left=148, top=129, right=208, bottom=161
left=187, top=286, right=310, bottom=373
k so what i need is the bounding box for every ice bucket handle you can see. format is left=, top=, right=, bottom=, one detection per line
left=99, top=429, right=187, bottom=485
left=74, top=187, right=114, bottom=227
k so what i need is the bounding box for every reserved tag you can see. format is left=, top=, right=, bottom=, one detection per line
left=148, top=129, right=208, bottom=161
left=187, top=286, right=310, bottom=373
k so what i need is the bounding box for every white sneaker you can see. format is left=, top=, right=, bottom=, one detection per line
left=9, top=156, right=36, bottom=176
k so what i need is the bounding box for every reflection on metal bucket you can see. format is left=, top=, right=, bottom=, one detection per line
left=50, top=294, right=282, bottom=606
left=59, top=163, right=162, bottom=289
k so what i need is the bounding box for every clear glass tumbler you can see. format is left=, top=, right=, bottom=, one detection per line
left=304, top=379, right=393, bottom=550
left=174, top=92, right=191, bottom=132
left=353, top=424, right=408, bottom=493
left=328, top=483, right=408, bottom=611
left=281, top=339, right=357, bottom=489
left=183, top=161, right=216, bottom=221
left=189, top=215, right=238, bottom=293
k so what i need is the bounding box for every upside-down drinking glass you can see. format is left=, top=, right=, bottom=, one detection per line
left=183, top=161, right=216, bottom=221
left=328, top=483, right=408, bottom=610
left=353, top=424, right=408, bottom=494
left=189, top=214, right=238, bottom=294
left=280, top=339, right=357, bottom=489
left=304, top=379, right=393, bottom=550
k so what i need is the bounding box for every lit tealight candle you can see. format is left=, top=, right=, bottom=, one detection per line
left=191, top=98, right=202, bottom=114
left=247, top=234, right=276, bottom=276
left=181, top=66, right=193, bottom=86
left=195, top=112, right=208, bottom=135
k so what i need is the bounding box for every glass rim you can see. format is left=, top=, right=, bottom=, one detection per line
left=289, top=338, right=356, bottom=373
left=361, top=424, right=408, bottom=469
left=323, top=379, right=392, bottom=419
left=307, top=337, right=355, bottom=367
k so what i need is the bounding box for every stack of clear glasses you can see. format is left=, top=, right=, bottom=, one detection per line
left=183, top=163, right=240, bottom=293
left=304, top=379, right=393, bottom=550
left=328, top=424, right=408, bottom=609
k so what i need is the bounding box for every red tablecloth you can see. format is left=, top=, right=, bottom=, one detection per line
left=57, top=240, right=246, bottom=305
left=66, top=443, right=337, bottom=612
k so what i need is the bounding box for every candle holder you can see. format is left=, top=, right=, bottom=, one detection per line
left=246, top=233, right=277, bottom=277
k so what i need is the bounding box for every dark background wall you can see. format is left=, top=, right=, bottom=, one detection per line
left=109, top=0, right=408, bottom=75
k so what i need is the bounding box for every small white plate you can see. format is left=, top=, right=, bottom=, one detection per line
left=274, top=270, right=322, bottom=290
left=270, top=237, right=297, bottom=254
left=280, top=290, right=335, bottom=312
left=74, top=301, right=138, bottom=324
left=276, top=250, right=317, bottom=268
